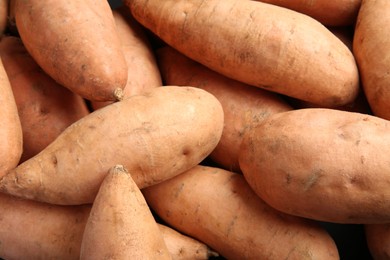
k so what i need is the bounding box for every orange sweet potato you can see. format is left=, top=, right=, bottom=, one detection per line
left=143, top=165, right=339, bottom=259
left=157, top=46, right=292, bottom=172
left=239, top=108, right=390, bottom=224
left=80, top=165, right=171, bottom=259
left=0, top=86, right=224, bottom=205
left=125, top=0, right=360, bottom=107
left=13, top=0, right=128, bottom=101
left=353, top=0, right=390, bottom=120
left=0, top=36, right=90, bottom=163
left=0, top=55, right=22, bottom=178
left=91, top=6, right=162, bottom=110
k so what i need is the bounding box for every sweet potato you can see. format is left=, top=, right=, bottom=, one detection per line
left=365, top=224, right=390, bottom=260
left=157, top=46, right=292, bottom=172
left=353, top=0, right=390, bottom=120
left=91, top=6, right=162, bottom=110
left=255, top=0, right=361, bottom=26
left=0, top=86, right=224, bottom=205
left=80, top=165, right=171, bottom=259
left=143, top=165, right=339, bottom=259
left=0, top=0, right=7, bottom=35
left=13, top=0, right=128, bottom=101
left=158, top=224, right=218, bottom=260
left=0, top=36, right=90, bottom=163
left=125, top=0, right=360, bottom=107
left=239, top=108, right=390, bottom=224
left=0, top=56, right=22, bottom=178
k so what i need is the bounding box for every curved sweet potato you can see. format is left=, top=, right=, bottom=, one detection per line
left=0, top=86, right=224, bottom=205
left=13, top=0, right=128, bottom=101
left=0, top=36, right=90, bottom=163
left=125, top=0, right=360, bottom=107
left=143, top=165, right=339, bottom=259
left=239, top=108, right=390, bottom=224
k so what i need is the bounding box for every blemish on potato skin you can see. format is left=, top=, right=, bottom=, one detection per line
left=303, top=169, right=323, bottom=192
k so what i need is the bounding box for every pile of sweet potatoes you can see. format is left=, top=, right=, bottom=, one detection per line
left=2, top=0, right=390, bottom=259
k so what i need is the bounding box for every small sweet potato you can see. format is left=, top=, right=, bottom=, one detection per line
left=239, top=108, right=390, bottom=223
left=143, top=165, right=339, bottom=259
left=125, top=0, right=360, bottom=107
left=13, top=0, right=128, bottom=101
left=157, top=46, right=292, bottom=172
left=0, top=36, right=90, bottom=163
left=80, top=165, right=171, bottom=259
left=0, top=86, right=224, bottom=205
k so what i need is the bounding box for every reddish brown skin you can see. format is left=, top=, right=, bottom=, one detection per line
left=0, top=86, right=224, bottom=205
left=0, top=0, right=8, bottom=35
left=80, top=165, right=171, bottom=260
left=353, top=0, right=390, bottom=120
left=157, top=46, right=292, bottom=172
left=14, top=0, right=128, bottom=101
left=239, top=108, right=390, bottom=224
left=125, top=0, right=360, bottom=108
left=143, top=165, right=339, bottom=259
left=255, top=0, right=361, bottom=26
left=0, top=36, right=90, bottom=163
left=365, top=224, right=390, bottom=260
left=91, top=6, right=162, bottom=110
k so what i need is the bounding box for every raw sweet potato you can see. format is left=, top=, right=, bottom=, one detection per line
left=0, top=86, right=224, bottom=205
left=143, top=165, right=339, bottom=259
left=157, top=46, right=292, bottom=172
left=80, top=165, right=171, bottom=260
left=0, top=0, right=7, bottom=35
left=125, top=0, right=360, bottom=107
left=0, top=56, right=22, bottom=178
left=91, top=6, right=162, bottom=110
left=365, top=223, right=390, bottom=260
left=239, top=108, right=390, bottom=224
left=0, top=36, right=90, bottom=163
left=353, top=0, right=390, bottom=120
left=255, top=0, right=361, bottom=26
left=13, top=0, right=128, bottom=101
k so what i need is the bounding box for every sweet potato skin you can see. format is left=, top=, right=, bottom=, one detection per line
left=14, top=0, right=128, bottom=101
left=0, top=0, right=7, bottom=35
left=157, top=46, right=292, bottom=172
left=0, top=86, right=224, bottom=205
left=239, top=108, right=390, bottom=224
left=80, top=165, right=171, bottom=260
left=365, top=224, right=390, bottom=260
left=125, top=0, right=360, bottom=107
left=353, top=0, right=390, bottom=120
left=143, top=165, right=339, bottom=259
left=0, top=36, right=90, bottom=163
left=0, top=56, right=22, bottom=177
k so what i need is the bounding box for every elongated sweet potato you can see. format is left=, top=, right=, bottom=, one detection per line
left=255, top=0, right=361, bottom=26
left=80, top=165, right=171, bottom=259
left=91, top=6, right=162, bottom=110
left=13, top=0, right=128, bottom=101
left=125, top=0, right=360, bottom=107
left=353, top=0, right=390, bottom=120
left=0, top=86, right=224, bottom=205
left=143, top=165, right=339, bottom=259
left=239, top=108, right=390, bottom=224
left=157, top=46, right=292, bottom=172
left=0, top=57, right=22, bottom=178
left=0, top=36, right=90, bottom=163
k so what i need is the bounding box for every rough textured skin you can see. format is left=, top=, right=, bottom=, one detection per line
left=365, top=224, right=390, bottom=260
left=239, top=108, right=390, bottom=224
left=0, top=57, right=22, bottom=178
left=353, top=0, right=390, bottom=120
left=158, top=224, right=217, bottom=260
left=0, top=86, right=224, bottom=205
left=80, top=165, right=171, bottom=260
left=125, top=0, right=360, bottom=107
left=0, top=192, right=90, bottom=260
left=256, top=0, right=361, bottom=26
left=14, top=0, right=128, bottom=101
left=0, top=36, right=90, bottom=163
left=91, top=6, right=162, bottom=110
left=157, top=46, right=292, bottom=172
left=143, top=165, right=339, bottom=260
